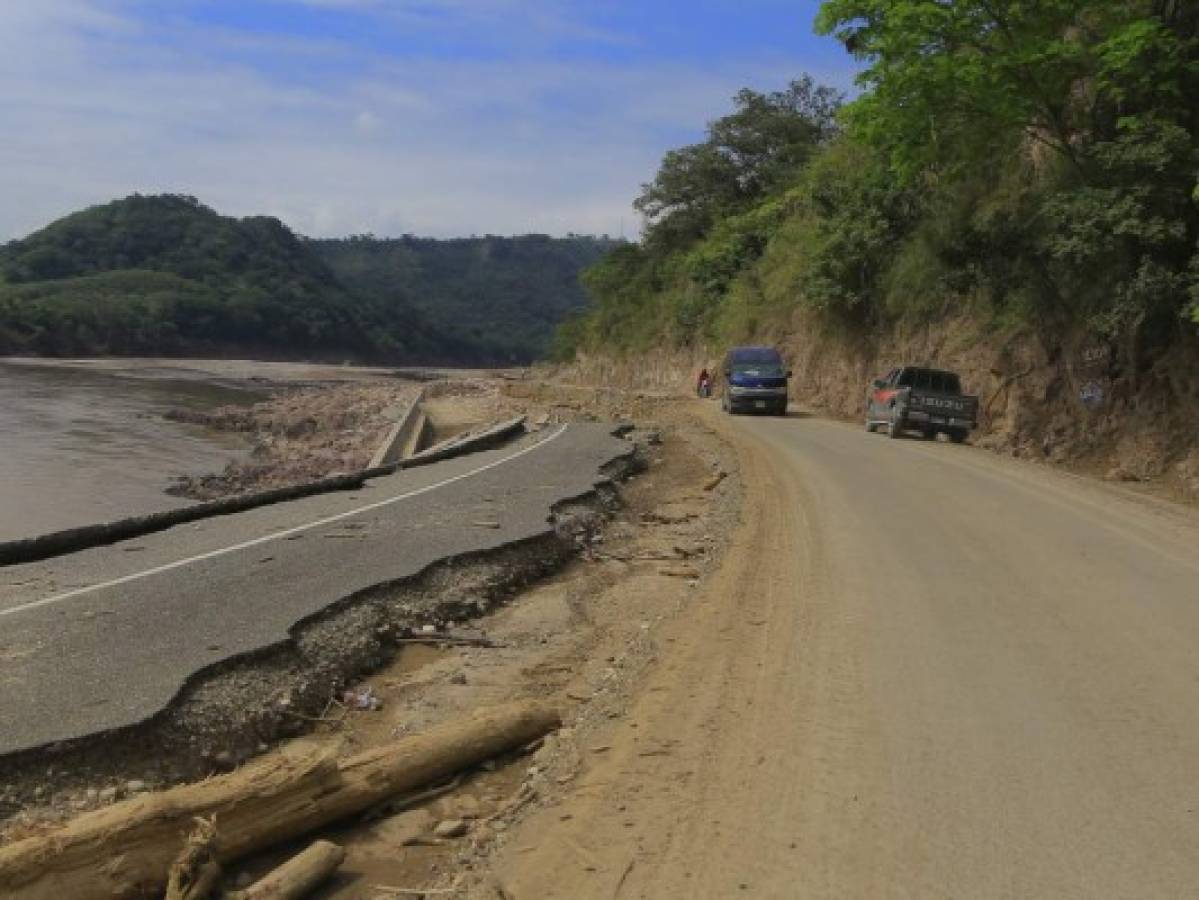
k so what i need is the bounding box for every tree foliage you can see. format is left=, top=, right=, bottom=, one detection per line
left=634, top=77, right=843, bottom=251
left=563, top=2, right=1198, bottom=360
left=815, top=0, right=1198, bottom=330
left=815, top=0, right=1197, bottom=178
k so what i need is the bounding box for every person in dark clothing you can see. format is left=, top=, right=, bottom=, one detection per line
left=697, top=368, right=712, bottom=397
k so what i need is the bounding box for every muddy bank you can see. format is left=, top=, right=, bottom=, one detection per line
left=164, top=383, right=418, bottom=499
left=560, top=316, right=1199, bottom=504
left=0, top=356, right=404, bottom=386
left=164, top=375, right=526, bottom=501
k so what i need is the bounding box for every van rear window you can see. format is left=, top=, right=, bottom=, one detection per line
left=731, top=348, right=782, bottom=365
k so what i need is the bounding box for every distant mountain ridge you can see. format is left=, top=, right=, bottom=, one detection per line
left=0, top=194, right=617, bottom=363
left=311, top=233, right=619, bottom=363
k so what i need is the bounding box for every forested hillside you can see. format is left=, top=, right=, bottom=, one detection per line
left=560, top=2, right=1198, bottom=359
left=0, top=195, right=441, bottom=360
left=0, top=195, right=612, bottom=363
left=313, top=234, right=618, bottom=363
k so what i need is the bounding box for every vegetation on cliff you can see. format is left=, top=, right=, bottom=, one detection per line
left=558, top=1, right=1198, bottom=361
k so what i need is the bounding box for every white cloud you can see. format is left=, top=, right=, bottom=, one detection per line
left=0, top=1, right=847, bottom=241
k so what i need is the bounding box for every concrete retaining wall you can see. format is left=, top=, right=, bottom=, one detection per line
left=368, top=390, right=433, bottom=469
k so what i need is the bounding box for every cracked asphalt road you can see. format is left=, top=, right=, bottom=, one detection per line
left=0, top=424, right=631, bottom=755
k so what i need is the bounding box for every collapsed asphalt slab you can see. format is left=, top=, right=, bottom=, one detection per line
left=0, top=423, right=633, bottom=759
left=0, top=416, right=530, bottom=568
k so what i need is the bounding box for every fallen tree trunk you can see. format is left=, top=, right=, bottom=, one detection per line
left=229, top=840, right=345, bottom=900
left=0, top=702, right=559, bottom=900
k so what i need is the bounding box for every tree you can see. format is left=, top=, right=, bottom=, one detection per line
left=815, top=0, right=1198, bottom=181
left=816, top=0, right=1197, bottom=335
left=635, top=77, right=842, bottom=249
left=709, top=79, right=843, bottom=195
left=634, top=143, right=745, bottom=249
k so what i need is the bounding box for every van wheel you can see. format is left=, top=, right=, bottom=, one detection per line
left=865, top=420, right=876, bottom=433
left=888, top=411, right=904, bottom=439
left=922, top=429, right=936, bottom=440
left=949, top=429, right=967, bottom=444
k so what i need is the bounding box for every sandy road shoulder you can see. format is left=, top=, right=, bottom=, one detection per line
left=470, top=406, right=833, bottom=899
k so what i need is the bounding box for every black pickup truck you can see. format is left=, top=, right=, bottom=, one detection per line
left=865, top=366, right=978, bottom=442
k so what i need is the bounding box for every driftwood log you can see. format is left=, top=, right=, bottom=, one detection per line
left=0, top=702, right=559, bottom=900
left=229, top=840, right=345, bottom=900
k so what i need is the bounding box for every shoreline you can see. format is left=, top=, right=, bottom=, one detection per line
left=0, top=361, right=260, bottom=541
left=0, top=355, right=511, bottom=388
left=0, top=357, right=516, bottom=520
left=161, top=381, right=422, bottom=500
left=0, top=356, right=401, bottom=391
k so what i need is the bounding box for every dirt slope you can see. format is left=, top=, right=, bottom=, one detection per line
left=561, top=317, right=1199, bottom=505
left=479, top=404, right=1199, bottom=899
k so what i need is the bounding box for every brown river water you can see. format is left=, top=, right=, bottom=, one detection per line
left=0, top=361, right=258, bottom=541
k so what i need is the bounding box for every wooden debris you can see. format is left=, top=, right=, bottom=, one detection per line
left=228, top=840, right=344, bottom=900
left=657, top=567, right=699, bottom=579
left=0, top=702, right=560, bottom=900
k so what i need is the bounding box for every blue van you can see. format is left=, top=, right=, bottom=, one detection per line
left=719, top=346, right=791, bottom=416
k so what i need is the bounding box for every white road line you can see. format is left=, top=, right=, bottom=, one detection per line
left=1, top=425, right=569, bottom=619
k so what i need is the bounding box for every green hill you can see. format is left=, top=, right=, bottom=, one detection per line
left=0, top=195, right=440, bottom=360
left=0, top=195, right=613, bottom=363
left=311, top=233, right=620, bottom=363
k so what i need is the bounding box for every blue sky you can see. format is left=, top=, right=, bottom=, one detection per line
left=1, top=1, right=855, bottom=240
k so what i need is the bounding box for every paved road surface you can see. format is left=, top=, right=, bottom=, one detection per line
left=0, top=424, right=631, bottom=755
left=491, top=409, right=1199, bottom=899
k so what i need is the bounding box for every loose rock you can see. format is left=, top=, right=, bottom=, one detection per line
left=434, top=819, right=469, bottom=839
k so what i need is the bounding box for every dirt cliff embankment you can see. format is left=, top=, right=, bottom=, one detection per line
left=561, top=315, right=1199, bottom=503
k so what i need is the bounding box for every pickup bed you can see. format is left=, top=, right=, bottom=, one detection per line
left=865, top=366, right=978, bottom=442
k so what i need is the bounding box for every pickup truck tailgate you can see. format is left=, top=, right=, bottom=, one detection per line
left=909, top=391, right=978, bottom=421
